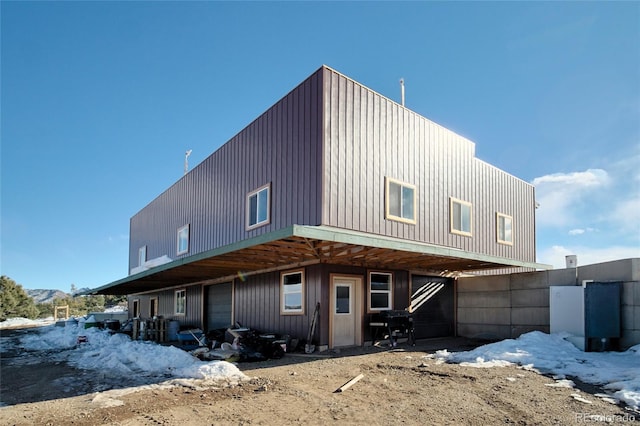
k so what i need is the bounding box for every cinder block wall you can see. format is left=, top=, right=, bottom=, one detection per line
left=457, top=258, right=640, bottom=350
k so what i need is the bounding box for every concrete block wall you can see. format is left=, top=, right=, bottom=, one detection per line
left=621, top=280, right=640, bottom=349
left=457, top=258, right=640, bottom=350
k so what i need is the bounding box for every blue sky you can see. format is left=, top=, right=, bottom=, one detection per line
left=1, top=2, right=638, bottom=292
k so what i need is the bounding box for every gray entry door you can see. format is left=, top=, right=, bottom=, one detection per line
left=206, top=282, right=233, bottom=331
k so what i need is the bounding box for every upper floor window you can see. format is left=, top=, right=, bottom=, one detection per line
left=450, top=197, right=472, bottom=236
left=247, top=183, right=271, bottom=230
left=385, top=177, right=416, bottom=224
left=497, top=213, right=513, bottom=245
left=281, top=270, right=304, bottom=315
left=138, top=246, right=147, bottom=267
left=177, top=224, right=190, bottom=255
left=369, top=272, right=393, bottom=311
left=175, top=289, right=186, bottom=315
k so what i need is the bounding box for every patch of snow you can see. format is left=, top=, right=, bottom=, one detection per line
left=130, top=255, right=172, bottom=275
left=9, top=324, right=248, bottom=392
left=103, top=306, right=127, bottom=313
left=545, top=379, right=575, bottom=388
left=0, top=317, right=55, bottom=329
left=435, top=331, right=640, bottom=410
left=571, top=393, right=594, bottom=404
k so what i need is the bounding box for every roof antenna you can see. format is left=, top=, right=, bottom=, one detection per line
left=400, top=78, right=405, bottom=107
left=184, top=149, right=192, bottom=175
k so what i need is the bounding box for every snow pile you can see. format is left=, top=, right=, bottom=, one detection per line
left=0, top=317, right=55, bottom=329
left=16, top=324, right=248, bottom=384
left=435, top=331, right=640, bottom=410
left=104, top=305, right=127, bottom=313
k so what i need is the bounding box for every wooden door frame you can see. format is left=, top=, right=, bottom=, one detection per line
left=329, top=274, right=364, bottom=349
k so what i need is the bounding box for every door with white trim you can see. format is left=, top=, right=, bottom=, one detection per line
left=331, top=276, right=362, bottom=348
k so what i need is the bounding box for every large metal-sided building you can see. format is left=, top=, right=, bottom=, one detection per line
left=92, top=65, right=548, bottom=350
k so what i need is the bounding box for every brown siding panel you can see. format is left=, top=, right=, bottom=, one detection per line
left=129, top=69, right=325, bottom=272
left=321, top=67, right=536, bottom=263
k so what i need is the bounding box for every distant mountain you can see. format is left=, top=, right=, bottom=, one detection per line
left=71, top=287, right=92, bottom=296
left=27, top=289, right=69, bottom=304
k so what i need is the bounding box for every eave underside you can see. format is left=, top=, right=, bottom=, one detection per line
left=92, top=225, right=550, bottom=295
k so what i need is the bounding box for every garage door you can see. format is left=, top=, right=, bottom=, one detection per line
left=206, top=282, right=233, bottom=331
left=410, top=276, right=454, bottom=339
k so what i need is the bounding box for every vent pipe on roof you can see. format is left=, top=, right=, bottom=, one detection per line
left=400, top=78, right=405, bottom=107
left=184, top=149, right=192, bottom=175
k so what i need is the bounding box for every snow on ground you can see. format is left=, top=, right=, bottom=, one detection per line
left=103, top=305, right=128, bottom=313
left=0, top=317, right=55, bottom=329
left=434, top=331, right=640, bottom=410
left=2, top=319, right=638, bottom=411
left=2, top=320, right=248, bottom=396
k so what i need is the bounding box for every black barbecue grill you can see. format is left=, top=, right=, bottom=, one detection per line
left=369, top=310, right=415, bottom=347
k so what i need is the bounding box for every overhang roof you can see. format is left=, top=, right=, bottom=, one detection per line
left=89, top=225, right=551, bottom=295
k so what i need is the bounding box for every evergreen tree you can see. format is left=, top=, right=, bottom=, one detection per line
left=0, top=276, right=39, bottom=321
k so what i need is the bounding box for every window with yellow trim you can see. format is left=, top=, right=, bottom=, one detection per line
left=385, top=177, right=416, bottom=224
left=497, top=213, right=513, bottom=245
left=450, top=197, right=472, bottom=236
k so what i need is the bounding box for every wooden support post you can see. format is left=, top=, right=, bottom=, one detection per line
left=159, top=319, right=166, bottom=342
left=132, top=318, right=139, bottom=340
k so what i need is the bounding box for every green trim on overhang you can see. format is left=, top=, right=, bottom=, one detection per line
left=89, top=224, right=551, bottom=295
left=89, top=225, right=298, bottom=294
left=292, top=225, right=552, bottom=270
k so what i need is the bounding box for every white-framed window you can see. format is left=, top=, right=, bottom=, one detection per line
left=368, top=272, right=393, bottom=312
left=497, top=213, right=513, bottom=245
left=177, top=224, right=190, bottom=255
left=450, top=197, right=472, bottom=236
left=175, top=289, right=186, bottom=315
left=385, top=177, right=416, bottom=224
left=138, top=246, right=147, bottom=267
left=247, top=183, right=271, bottom=230
left=281, top=270, right=304, bottom=315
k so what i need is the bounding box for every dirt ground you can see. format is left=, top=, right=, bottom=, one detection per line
left=1, top=327, right=638, bottom=425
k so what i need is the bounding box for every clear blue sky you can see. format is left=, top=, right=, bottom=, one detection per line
left=2, top=2, right=639, bottom=292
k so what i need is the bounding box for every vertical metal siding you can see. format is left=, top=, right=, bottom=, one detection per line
left=321, top=67, right=536, bottom=263
left=129, top=69, right=324, bottom=270
left=127, top=65, right=537, bottom=334
left=233, top=268, right=322, bottom=340
left=133, top=284, right=202, bottom=327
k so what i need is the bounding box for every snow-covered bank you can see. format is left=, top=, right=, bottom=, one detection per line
left=3, top=322, right=248, bottom=389
left=0, top=317, right=55, bottom=329
left=434, top=331, right=640, bottom=410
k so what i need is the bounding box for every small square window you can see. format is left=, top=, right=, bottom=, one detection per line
left=369, top=272, right=392, bottom=311
left=497, top=213, right=513, bottom=245
left=175, top=289, right=186, bottom=315
left=177, top=225, right=189, bottom=255
left=138, top=246, right=147, bottom=267
left=281, top=270, right=304, bottom=315
left=385, top=177, right=416, bottom=224
left=247, top=184, right=271, bottom=230
left=450, top=198, right=472, bottom=236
